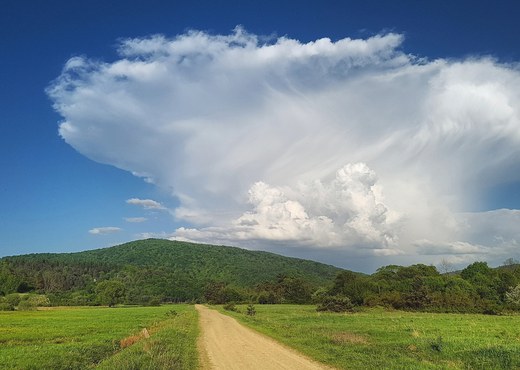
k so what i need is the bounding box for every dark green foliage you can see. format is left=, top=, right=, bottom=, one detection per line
left=316, top=295, right=353, bottom=312
left=310, top=287, right=329, bottom=304
left=5, top=293, right=21, bottom=307
left=0, top=239, right=342, bottom=306
left=330, top=271, right=372, bottom=305
left=257, top=290, right=279, bottom=304
left=16, top=281, right=33, bottom=293
left=223, top=302, right=238, bottom=312
left=246, top=304, right=256, bottom=316
left=429, top=335, right=443, bottom=352
left=17, top=299, right=36, bottom=311
left=0, top=300, right=14, bottom=311
left=1, top=239, right=519, bottom=313
left=95, top=280, right=126, bottom=307
left=147, top=296, right=162, bottom=306
left=326, top=261, right=520, bottom=313
left=204, top=281, right=246, bottom=304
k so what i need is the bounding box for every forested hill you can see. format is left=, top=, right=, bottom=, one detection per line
left=0, top=239, right=344, bottom=304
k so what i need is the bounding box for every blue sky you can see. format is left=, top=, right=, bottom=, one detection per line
left=1, top=0, right=520, bottom=272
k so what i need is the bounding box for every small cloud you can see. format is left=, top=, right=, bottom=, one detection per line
left=89, top=227, right=122, bottom=235
left=414, top=240, right=487, bottom=255
left=136, top=231, right=174, bottom=239
left=126, top=198, right=166, bottom=210
left=124, top=217, right=147, bottom=223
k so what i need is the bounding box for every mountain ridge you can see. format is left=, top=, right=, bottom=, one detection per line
left=0, top=239, right=345, bottom=303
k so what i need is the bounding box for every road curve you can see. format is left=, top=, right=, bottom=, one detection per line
left=196, top=304, right=331, bottom=370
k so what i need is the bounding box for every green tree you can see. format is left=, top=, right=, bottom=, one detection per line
left=95, top=280, right=126, bottom=307
left=330, top=271, right=372, bottom=305
left=505, top=284, right=520, bottom=307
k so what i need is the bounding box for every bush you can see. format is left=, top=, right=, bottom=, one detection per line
left=5, top=293, right=21, bottom=307
left=148, top=297, right=162, bottom=306
left=430, top=336, right=444, bottom=352
left=311, top=287, right=329, bottom=304
left=364, top=291, right=404, bottom=309
left=0, top=302, right=14, bottom=311
left=257, top=291, right=280, bottom=304
left=246, top=304, right=256, bottom=316
left=316, top=295, right=354, bottom=313
left=27, top=294, right=51, bottom=307
left=17, top=300, right=36, bottom=311
left=223, top=302, right=238, bottom=312
left=505, top=284, right=520, bottom=307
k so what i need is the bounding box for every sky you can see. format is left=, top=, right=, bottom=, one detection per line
left=1, top=0, right=520, bottom=272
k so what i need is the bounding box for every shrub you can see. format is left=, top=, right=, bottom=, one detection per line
left=27, top=294, right=51, bottom=307
left=17, top=300, right=36, bottom=311
left=148, top=297, right=162, bottom=306
left=311, top=287, right=329, bottom=304
left=223, top=302, right=238, bottom=312
left=257, top=291, right=280, bottom=304
left=5, top=293, right=21, bottom=307
left=505, top=284, right=520, bottom=307
left=430, top=336, right=444, bottom=352
left=0, top=302, right=14, bottom=311
left=246, top=304, right=256, bottom=316
left=95, top=280, right=126, bottom=307
left=316, top=295, right=354, bottom=313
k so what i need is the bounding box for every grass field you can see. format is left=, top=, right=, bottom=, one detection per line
left=3, top=303, right=519, bottom=369
left=0, top=304, right=198, bottom=370
left=218, top=305, right=520, bottom=370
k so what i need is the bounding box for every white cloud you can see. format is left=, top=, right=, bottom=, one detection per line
left=174, top=163, right=402, bottom=256
left=48, top=28, right=520, bottom=268
left=414, top=240, right=488, bottom=255
left=89, top=227, right=122, bottom=235
left=124, top=217, right=147, bottom=223
left=126, top=198, right=166, bottom=210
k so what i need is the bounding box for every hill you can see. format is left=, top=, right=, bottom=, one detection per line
left=0, top=239, right=344, bottom=304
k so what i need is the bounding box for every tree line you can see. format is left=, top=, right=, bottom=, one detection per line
left=2, top=258, right=519, bottom=314
left=0, top=240, right=519, bottom=313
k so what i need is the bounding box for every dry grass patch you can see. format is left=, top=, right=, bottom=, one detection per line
left=120, top=328, right=150, bottom=349
left=330, top=332, right=369, bottom=345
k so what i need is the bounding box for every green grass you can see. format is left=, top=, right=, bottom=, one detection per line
left=217, top=305, right=520, bottom=370
left=97, top=306, right=199, bottom=369
left=0, top=304, right=198, bottom=370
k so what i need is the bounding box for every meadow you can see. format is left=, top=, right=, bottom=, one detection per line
left=2, top=303, right=519, bottom=369
left=0, top=305, right=198, bottom=370
left=218, top=304, right=520, bottom=370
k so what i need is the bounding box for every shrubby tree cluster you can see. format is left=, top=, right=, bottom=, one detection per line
left=0, top=293, right=50, bottom=311
left=316, top=262, right=520, bottom=314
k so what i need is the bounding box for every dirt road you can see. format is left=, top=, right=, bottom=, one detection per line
left=196, top=304, right=331, bottom=370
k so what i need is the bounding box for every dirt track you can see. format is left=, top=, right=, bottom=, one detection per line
left=196, top=304, right=331, bottom=370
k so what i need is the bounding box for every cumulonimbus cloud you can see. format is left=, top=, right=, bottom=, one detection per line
left=48, top=27, right=520, bottom=268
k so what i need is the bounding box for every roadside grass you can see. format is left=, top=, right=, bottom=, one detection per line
left=0, top=304, right=198, bottom=370
left=97, top=306, right=198, bottom=370
left=217, top=304, right=520, bottom=370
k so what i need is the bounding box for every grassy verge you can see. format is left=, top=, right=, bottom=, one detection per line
left=0, top=304, right=198, bottom=369
left=97, top=305, right=199, bottom=369
left=217, top=304, right=520, bottom=370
